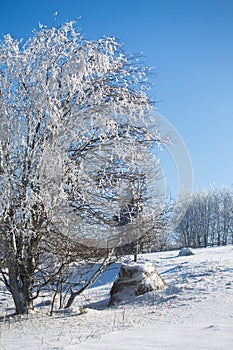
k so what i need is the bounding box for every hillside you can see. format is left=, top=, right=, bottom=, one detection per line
left=0, top=245, right=233, bottom=349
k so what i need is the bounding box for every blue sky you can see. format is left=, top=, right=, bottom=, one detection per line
left=1, top=0, right=233, bottom=192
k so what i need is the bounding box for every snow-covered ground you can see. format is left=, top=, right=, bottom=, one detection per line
left=0, top=245, right=233, bottom=349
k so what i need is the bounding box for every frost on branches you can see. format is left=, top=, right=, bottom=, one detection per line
left=0, top=21, right=168, bottom=314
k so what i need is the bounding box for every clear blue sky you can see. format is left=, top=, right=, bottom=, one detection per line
left=1, top=0, right=233, bottom=192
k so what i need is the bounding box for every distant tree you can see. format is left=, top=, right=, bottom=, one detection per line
left=210, top=186, right=233, bottom=246
left=0, top=21, right=167, bottom=314
left=175, top=187, right=233, bottom=248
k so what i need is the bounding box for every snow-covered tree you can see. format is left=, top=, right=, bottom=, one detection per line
left=175, top=187, right=233, bottom=248
left=0, top=21, right=167, bottom=314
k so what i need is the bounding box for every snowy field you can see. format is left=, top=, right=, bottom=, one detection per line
left=0, top=245, right=233, bottom=349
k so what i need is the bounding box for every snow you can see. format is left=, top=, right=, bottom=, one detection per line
left=178, top=247, right=195, bottom=256
left=1, top=245, right=233, bottom=349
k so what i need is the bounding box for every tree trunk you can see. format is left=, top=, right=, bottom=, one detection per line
left=8, top=266, right=34, bottom=314
left=134, top=242, right=139, bottom=262
left=7, top=246, right=35, bottom=314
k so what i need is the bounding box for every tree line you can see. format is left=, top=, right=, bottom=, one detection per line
left=175, top=186, right=233, bottom=248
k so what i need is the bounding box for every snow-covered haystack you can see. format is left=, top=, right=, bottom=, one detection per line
left=178, top=247, right=195, bottom=256
left=109, top=261, right=166, bottom=305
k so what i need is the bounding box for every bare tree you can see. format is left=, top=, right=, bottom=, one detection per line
left=210, top=186, right=233, bottom=246
left=175, top=187, right=233, bottom=248
left=0, top=21, right=167, bottom=314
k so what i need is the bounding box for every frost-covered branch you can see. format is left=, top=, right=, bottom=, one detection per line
left=0, top=20, right=168, bottom=314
